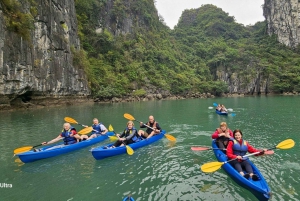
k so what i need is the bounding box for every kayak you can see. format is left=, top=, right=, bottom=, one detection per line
left=91, top=130, right=166, bottom=160
left=216, top=110, right=228, bottom=115
left=16, top=132, right=115, bottom=163
left=212, top=140, right=271, bottom=201
left=122, top=196, right=135, bottom=201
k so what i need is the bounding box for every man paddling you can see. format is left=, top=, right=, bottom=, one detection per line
left=138, top=115, right=161, bottom=139
left=34, top=123, right=81, bottom=151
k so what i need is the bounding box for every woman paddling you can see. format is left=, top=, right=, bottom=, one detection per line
left=226, top=129, right=267, bottom=180
left=107, top=121, right=141, bottom=148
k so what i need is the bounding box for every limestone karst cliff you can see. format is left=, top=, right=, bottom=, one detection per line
left=0, top=0, right=90, bottom=109
left=264, top=0, right=300, bottom=48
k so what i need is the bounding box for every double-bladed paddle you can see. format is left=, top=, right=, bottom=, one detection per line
left=13, top=127, right=93, bottom=155
left=123, top=113, right=176, bottom=142
left=108, top=124, right=134, bottom=155
left=200, top=139, right=295, bottom=173
left=191, top=146, right=274, bottom=154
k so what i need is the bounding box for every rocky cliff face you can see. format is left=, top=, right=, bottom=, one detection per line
left=0, top=0, right=90, bottom=109
left=264, top=0, right=300, bottom=48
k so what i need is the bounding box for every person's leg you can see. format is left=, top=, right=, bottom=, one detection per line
left=146, top=131, right=155, bottom=139
left=81, top=135, right=88, bottom=140
left=230, top=160, right=244, bottom=176
left=113, top=140, right=123, bottom=147
left=217, top=140, right=226, bottom=150
left=87, top=134, right=96, bottom=140
left=241, top=160, right=259, bottom=180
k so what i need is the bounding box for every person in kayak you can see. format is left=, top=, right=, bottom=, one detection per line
left=226, top=129, right=267, bottom=180
left=220, top=104, right=228, bottom=112
left=35, top=123, right=81, bottom=151
left=81, top=118, right=108, bottom=140
left=109, top=121, right=141, bottom=148
left=138, top=115, right=161, bottom=139
left=216, top=104, right=221, bottom=111
left=211, top=122, right=233, bottom=152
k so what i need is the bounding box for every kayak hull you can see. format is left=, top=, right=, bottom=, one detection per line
left=16, top=132, right=114, bottom=163
left=122, top=196, right=135, bottom=201
left=212, top=140, right=271, bottom=201
left=91, top=130, right=166, bottom=160
left=215, top=110, right=228, bottom=115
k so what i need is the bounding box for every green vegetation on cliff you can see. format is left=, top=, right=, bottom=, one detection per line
left=74, top=1, right=300, bottom=98
left=0, top=0, right=35, bottom=41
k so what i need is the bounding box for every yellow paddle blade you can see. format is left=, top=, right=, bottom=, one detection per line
left=126, top=145, right=134, bottom=155
left=64, top=117, right=78, bottom=124
left=77, top=127, right=93, bottom=135
left=276, top=139, right=295, bottom=149
left=200, top=161, right=224, bottom=173
left=109, top=136, right=118, bottom=141
left=13, top=146, right=33, bottom=154
left=124, top=113, right=135, bottom=121
left=108, top=124, right=114, bottom=132
left=165, top=134, right=176, bottom=142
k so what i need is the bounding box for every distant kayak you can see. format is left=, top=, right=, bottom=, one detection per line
left=122, top=196, right=135, bottom=201
left=16, top=132, right=114, bottom=163
left=215, top=110, right=228, bottom=115
left=91, top=130, right=166, bottom=160
left=212, top=140, right=271, bottom=201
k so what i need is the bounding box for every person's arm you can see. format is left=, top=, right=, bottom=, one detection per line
left=154, top=123, right=161, bottom=133
left=246, top=142, right=266, bottom=155
left=119, top=130, right=125, bottom=138
left=100, top=125, right=108, bottom=135
left=42, top=135, right=63, bottom=145
left=226, top=141, right=237, bottom=159
left=140, top=123, right=146, bottom=128
left=212, top=130, right=221, bottom=139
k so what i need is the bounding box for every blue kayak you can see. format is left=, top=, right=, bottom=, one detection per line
left=212, top=140, right=271, bottom=201
left=216, top=110, right=228, bottom=115
left=122, top=196, right=134, bottom=201
left=16, top=132, right=114, bottom=163
left=91, top=130, right=166, bottom=160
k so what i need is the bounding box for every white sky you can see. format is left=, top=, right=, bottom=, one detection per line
left=155, top=0, right=265, bottom=29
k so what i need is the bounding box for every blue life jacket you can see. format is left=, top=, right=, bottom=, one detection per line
left=232, top=139, right=248, bottom=160
left=92, top=123, right=103, bottom=134
left=61, top=127, right=77, bottom=145
left=124, top=127, right=141, bottom=142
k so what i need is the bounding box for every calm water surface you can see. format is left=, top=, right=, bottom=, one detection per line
left=0, top=96, right=299, bottom=201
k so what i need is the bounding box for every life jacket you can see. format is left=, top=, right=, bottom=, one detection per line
left=232, top=139, right=248, bottom=160
left=123, top=127, right=141, bottom=142
left=61, top=127, right=77, bottom=145
left=92, top=123, right=103, bottom=134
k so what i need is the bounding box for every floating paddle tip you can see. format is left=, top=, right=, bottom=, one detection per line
left=264, top=150, right=274, bottom=155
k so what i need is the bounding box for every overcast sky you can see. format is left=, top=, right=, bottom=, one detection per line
left=155, top=0, right=265, bottom=29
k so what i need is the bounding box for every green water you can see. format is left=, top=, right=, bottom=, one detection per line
left=0, top=96, right=299, bottom=201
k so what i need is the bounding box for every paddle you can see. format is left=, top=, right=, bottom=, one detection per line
left=108, top=124, right=134, bottom=155
left=191, top=146, right=274, bottom=154
left=123, top=113, right=176, bottom=142
left=200, top=139, right=295, bottom=173
left=64, top=116, right=87, bottom=127
left=107, top=124, right=118, bottom=141
left=65, top=116, right=110, bottom=136
left=13, top=127, right=93, bottom=154
left=191, top=147, right=226, bottom=151
left=213, top=102, right=218, bottom=107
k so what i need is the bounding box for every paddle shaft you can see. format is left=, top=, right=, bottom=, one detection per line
left=225, top=151, right=261, bottom=164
